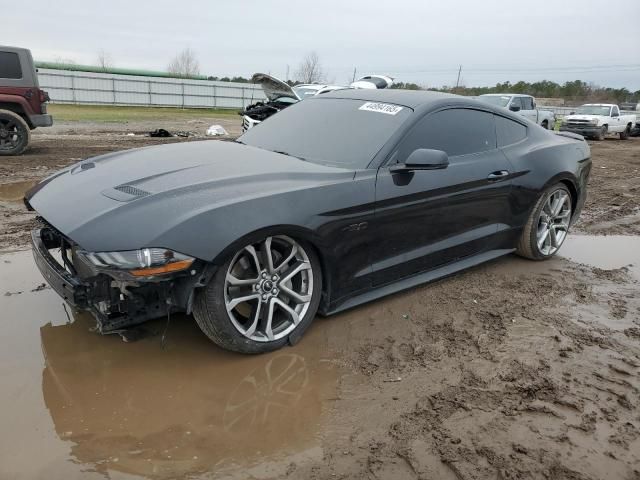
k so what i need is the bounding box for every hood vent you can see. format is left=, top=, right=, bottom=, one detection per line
left=101, top=184, right=151, bottom=202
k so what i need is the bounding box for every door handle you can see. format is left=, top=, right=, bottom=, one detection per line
left=487, top=170, right=510, bottom=181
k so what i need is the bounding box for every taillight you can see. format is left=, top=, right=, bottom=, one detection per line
left=38, top=89, right=49, bottom=103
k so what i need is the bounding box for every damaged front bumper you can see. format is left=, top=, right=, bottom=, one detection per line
left=31, top=227, right=214, bottom=333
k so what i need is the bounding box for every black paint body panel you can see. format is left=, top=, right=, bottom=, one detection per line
left=26, top=91, right=591, bottom=314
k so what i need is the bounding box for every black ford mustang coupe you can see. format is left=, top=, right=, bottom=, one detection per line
left=25, top=90, right=591, bottom=353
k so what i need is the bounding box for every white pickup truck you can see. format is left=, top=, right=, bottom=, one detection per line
left=478, top=94, right=556, bottom=129
left=560, top=104, right=635, bottom=140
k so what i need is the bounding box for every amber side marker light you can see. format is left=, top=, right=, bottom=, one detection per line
left=130, top=259, right=194, bottom=277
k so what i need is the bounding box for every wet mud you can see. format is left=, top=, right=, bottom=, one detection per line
left=1, top=127, right=639, bottom=479
left=1, top=234, right=640, bottom=479
left=1, top=252, right=339, bottom=480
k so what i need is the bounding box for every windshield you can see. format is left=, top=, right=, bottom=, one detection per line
left=479, top=95, right=511, bottom=107
left=575, top=105, right=612, bottom=116
left=239, top=98, right=412, bottom=169
left=292, top=86, right=321, bottom=99
left=272, top=97, right=298, bottom=105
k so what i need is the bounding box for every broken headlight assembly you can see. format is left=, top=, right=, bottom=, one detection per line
left=81, top=248, right=194, bottom=277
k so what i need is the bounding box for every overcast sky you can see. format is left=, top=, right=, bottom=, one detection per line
left=4, top=0, right=640, bottom=89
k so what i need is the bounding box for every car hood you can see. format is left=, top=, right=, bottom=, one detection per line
left=565, top=114, right=603, bottom=121
left=25, top=140, right=354, bottom=254
left=251, top=73, right=299, bottom=102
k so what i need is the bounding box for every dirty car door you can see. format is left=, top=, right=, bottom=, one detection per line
left=371, top=108, right=513, bottom=286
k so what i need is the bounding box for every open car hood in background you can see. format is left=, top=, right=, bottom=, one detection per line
left=350, top=75, right=394, bottom=90
left=251, top=73, right=300, bottom=102
left=251, top=73, right=394, bottom=103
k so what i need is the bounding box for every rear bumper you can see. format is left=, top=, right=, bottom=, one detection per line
left=29, top=114, right=53, bottom=128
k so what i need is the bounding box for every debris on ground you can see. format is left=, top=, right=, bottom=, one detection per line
left=206, top=125, right=228, bottom=136
left=148, top=128, right=174, bottom=138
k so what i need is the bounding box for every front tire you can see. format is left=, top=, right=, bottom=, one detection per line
left=193, top=235, right=322, bottom=353
left=541, top=120, right=549, bottom=130
left=0, top=110, right=30, bottom=156
left=516, top=184, right=572, bottom=260
left=595, top=125, right=607, bottom=141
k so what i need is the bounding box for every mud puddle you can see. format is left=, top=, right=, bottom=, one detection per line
left=560, top=234, right=640, bottom=281
left=0, top=250, right=343, bottom=480
left=0, top=180, right=36, bottom=202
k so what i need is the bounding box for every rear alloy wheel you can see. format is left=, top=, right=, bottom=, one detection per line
left=0, top=110, right=30, bottom=156
left=193, top=235, right=322, bottom=353
left=516, top=184, right=572, bottom=260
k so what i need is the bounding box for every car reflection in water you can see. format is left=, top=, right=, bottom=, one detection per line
left=40, top=311, right=338, bottom=479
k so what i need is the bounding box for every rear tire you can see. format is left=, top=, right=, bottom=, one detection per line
left=516, top=183, right=572, bottom=261
left=193, top=235, right=322, bottom=354
left=619, top=125, right=630, bottom=140
left=541, top=120, right=549, bottom=130
left=0, top=110, right=30, bottom=156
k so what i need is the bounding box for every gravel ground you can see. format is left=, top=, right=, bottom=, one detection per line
left=0, top=121, right=638, bottom=479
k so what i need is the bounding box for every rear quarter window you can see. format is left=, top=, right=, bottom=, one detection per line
left=495, top=115, right=527, bottom=147
left=0, top=52, right=22, bottom=79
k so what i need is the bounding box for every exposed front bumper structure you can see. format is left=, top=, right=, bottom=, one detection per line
left=31, top=227, right=211, bottom=333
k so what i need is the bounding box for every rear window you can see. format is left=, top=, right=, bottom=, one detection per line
left=0, top=52, right=22, bottom=79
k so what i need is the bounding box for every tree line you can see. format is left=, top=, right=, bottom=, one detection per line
left=95, top=48, right=640, bottom=103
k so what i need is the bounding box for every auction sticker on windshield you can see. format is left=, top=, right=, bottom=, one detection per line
left=359, top=102, right=403, bottom=115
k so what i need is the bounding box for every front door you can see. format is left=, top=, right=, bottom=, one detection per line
left=371, top=108, right=514, bottom=286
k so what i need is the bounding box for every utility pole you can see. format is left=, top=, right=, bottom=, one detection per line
left=286, top=64, right=289, bottom=82
left=455, top=65, right=462, bottom=89
left=352, top=67, right=357, bottom=83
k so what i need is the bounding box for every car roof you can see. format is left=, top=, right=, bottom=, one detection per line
left=480, top=93, right=530, bottom=97
left=317, top=88, right=460, bottom=108
left=0, top=45, right=31, bottom=54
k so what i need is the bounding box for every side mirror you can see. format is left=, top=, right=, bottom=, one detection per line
left=509, top=104, right=521, bottom=112
left=390, top=149, right=449, bottom=173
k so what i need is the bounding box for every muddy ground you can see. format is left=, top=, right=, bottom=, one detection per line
left=0, top=121, right=639, bottom=480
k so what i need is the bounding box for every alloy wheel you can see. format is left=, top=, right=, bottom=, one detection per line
left=224, top=236, right=313, bottom=342
left=0, top=118, right=21, bottom=152
left=536, top=189, right=571, bottom=256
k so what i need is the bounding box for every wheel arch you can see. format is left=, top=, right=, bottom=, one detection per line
left=209, top=224, right=334, bottom=310
left=0, top=96, right=33, bottom=128
left=535, top=172, right=578, bottom=219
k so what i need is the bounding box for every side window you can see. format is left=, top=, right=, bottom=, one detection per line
left=612, top=106, right=619, bottom=116
left=510, top=97, right=523, bottom=110
left=0, top=52, right=22, bottom=79
left=396, top=108, right=496, bottom=160
left=495, top=115, right=527, bottom=147
left=521, top=97, right=534, bottom=110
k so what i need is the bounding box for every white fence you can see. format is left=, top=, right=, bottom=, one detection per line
left=37, top=68, right=266, bottom=109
